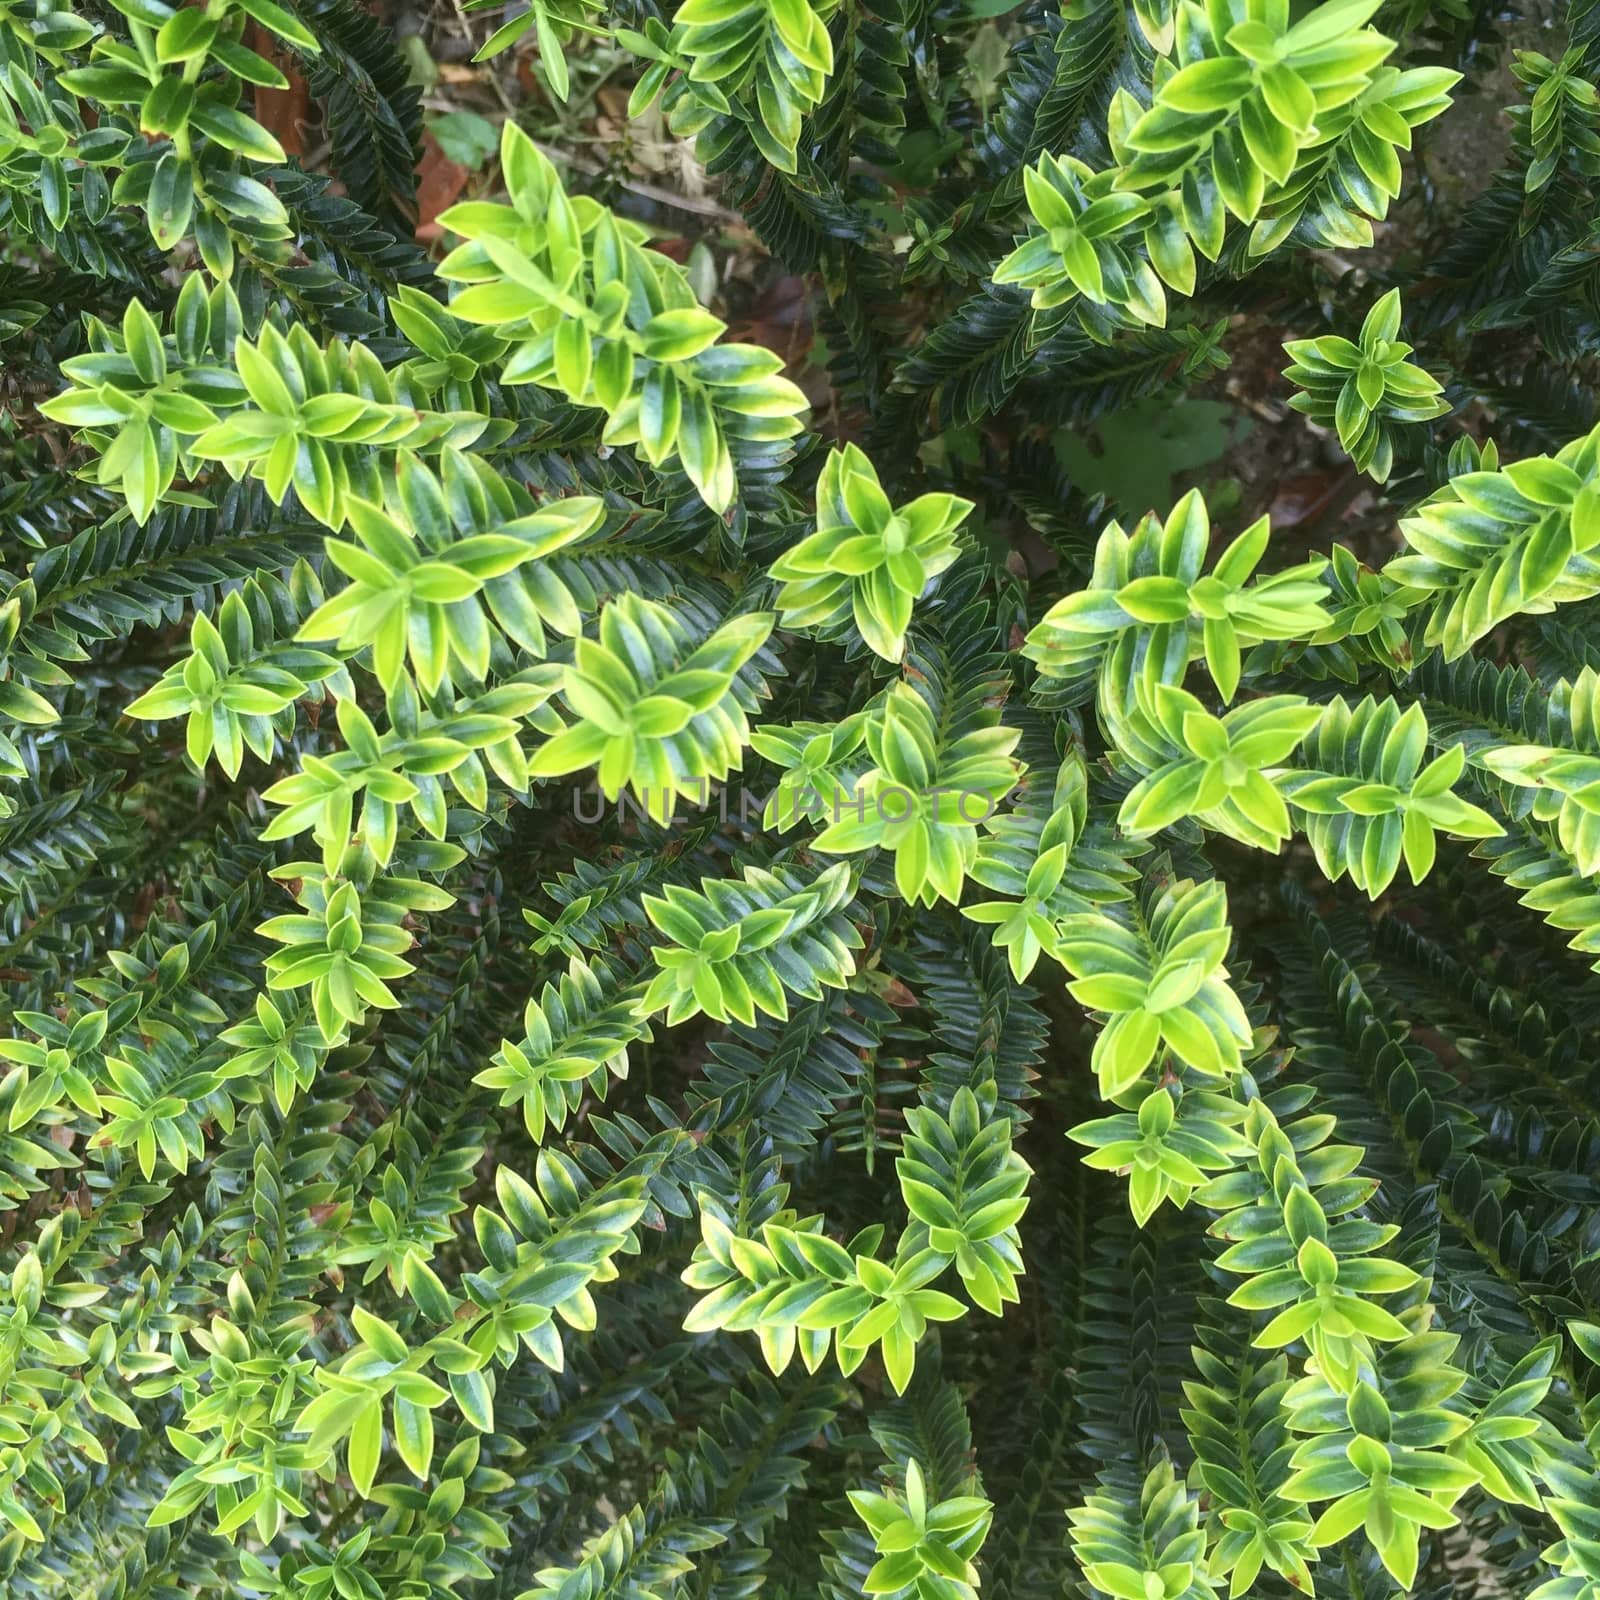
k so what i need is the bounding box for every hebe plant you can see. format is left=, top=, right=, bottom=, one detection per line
left=3, top=1, right=1600, bottom=1599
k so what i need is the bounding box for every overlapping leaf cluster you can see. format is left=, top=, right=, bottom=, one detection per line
left=3, top=3, right=1600, bottom=1600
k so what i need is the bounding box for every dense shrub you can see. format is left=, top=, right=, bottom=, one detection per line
left=3, top=1, right=1600, bottom=1598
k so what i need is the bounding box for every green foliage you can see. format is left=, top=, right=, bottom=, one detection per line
left=1387, top=426, right=1600, bottom=660
left=993, top=0, right=1458, bottom=338
left=438, top=125, right=808, bottom=513
left=125, top=575, right=344, bottom=778
left=1283, top=288, right=1448, bottom=481
left=1280, top=695, right=1501, bottom=896
left=639, top=859, right=862, bottom=1024
left=811, top=681, right=1023, bottom=906
left=36, top=277, right=247, bottom=523
left=1114, top=688, right=1321, bottom=849
left=1512, top=47, right=1600, bottom=197
left=848, top=1458, right=993, bottom=1598
left=618, top=0, right=839, bottom=173
left=1055, top=872, right=1254, bottom=1096
left=6, top=3, right=1600, bottom=1600
left=1069, top=1459, right=1215, bottom=1600
left=1023, top=490, right=1331, bottom=715
left=476, top=956, right=648, bottom=1142
left=769, top=445, right=972, bottom=662
left=1478, top=665, right=1600, bottom=875
left=1070, top=1084, right=1249, bottom=1227
left=296, top=450, right=601, bottom=694
left=529, top=593, right=776, bottom=821
left=682, top=1082, right=1026, bottom=1393
left=41, top=0, right=315, bottom=259
left=466, top=0, right=603, bottom=97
